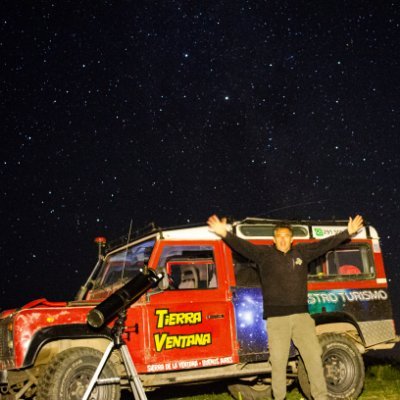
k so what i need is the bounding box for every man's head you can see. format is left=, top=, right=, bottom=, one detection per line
left=273, top=224, right=293, bottom=253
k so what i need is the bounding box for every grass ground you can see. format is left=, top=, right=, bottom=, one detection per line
left=142, top=357, right=400, bottom=400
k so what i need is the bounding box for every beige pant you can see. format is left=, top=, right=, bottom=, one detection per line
left=267, top=313, right=328, bottom=400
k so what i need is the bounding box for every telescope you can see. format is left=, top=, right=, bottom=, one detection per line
left=84, top=269, right=162, bottom=400
left=87, top=269, right=162, bottom=329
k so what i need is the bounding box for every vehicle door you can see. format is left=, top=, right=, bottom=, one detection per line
left=143, top=240, right=238, bottom=373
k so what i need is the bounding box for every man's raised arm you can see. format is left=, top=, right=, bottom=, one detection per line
left=207, top=214, right=228, bottom=238
left=207, top=214, right=266, bottom=264
left=347, top=215, right=364, bottom=236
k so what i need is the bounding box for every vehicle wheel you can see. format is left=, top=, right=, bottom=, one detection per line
left=36, top=347, right=121, bottom=400
left=298, top=333, right=364, bottom=399
left=228, top=380, right=272, bottom=400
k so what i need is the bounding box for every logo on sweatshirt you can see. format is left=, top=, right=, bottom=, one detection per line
left=294, top=257, right=303, bottom=266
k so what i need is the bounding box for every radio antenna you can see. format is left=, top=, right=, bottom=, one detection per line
left=121, top=219, right=134, bottom=281
left=259, top=199, right=331, bottom=216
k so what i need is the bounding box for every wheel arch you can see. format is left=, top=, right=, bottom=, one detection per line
left=312, top=312, right=366, bottom=352
left=23, top=324, right=113, bottom=368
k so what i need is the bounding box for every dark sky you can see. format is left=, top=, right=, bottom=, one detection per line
left=1, top=2, right=399, bottom=326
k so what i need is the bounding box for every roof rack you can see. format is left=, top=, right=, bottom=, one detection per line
left=105, top=221, right=207, bottom=253
left=237, top=217, right=351, bottom=226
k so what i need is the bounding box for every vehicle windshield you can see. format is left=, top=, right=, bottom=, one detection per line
left=93, top=239, right=156, bottom=290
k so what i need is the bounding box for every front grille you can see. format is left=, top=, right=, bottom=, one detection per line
left=0, top=317, right=14, bottom=360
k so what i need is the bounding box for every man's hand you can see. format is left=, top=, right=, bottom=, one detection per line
left=348, top=215, right=364, bottom=235
left=207, top=215, right=228, bottom=238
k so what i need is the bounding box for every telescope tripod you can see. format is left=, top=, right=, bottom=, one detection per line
left=82, top=310, right=148, bottom=400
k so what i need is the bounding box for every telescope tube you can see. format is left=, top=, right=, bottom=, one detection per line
left=87, top=269, right=161, bottom=328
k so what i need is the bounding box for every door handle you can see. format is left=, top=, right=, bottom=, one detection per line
left=207, top=314, right=224, bottom=320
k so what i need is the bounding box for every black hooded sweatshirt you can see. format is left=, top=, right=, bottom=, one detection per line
left=224, top=229, right=350, bottom=319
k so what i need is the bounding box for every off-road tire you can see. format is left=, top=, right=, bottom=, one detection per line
left=298, top=333, right=364, bottom=399
left=228, top=381, right=272, bottom=400
left=36, top=347, right=121, bottom=400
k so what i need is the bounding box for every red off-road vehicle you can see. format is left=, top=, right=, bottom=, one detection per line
left=0, top=218, right=398, bottom=399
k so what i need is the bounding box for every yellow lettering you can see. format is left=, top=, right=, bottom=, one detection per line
left=153, top=333, right=212, bottom=352
left=155, top=309, right=169, bottom=329
left=155, top=309, right=202, bottom=328
left=154, top=333, right=168, bottom=352
left=193, top=312, right=201, bottom=324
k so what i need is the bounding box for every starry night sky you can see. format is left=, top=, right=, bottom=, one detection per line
left=1, top=2, right=399, bottom=326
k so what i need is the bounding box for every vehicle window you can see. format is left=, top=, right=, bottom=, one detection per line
left=238, top=224, right=308, bottom=237
left=157, top=245, right=217, bottom=290
left=93, top=239, right=155, bottom=289
left=232, top=251, right=261, bottom=287
left=308, top=245, right=374, bottom=281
